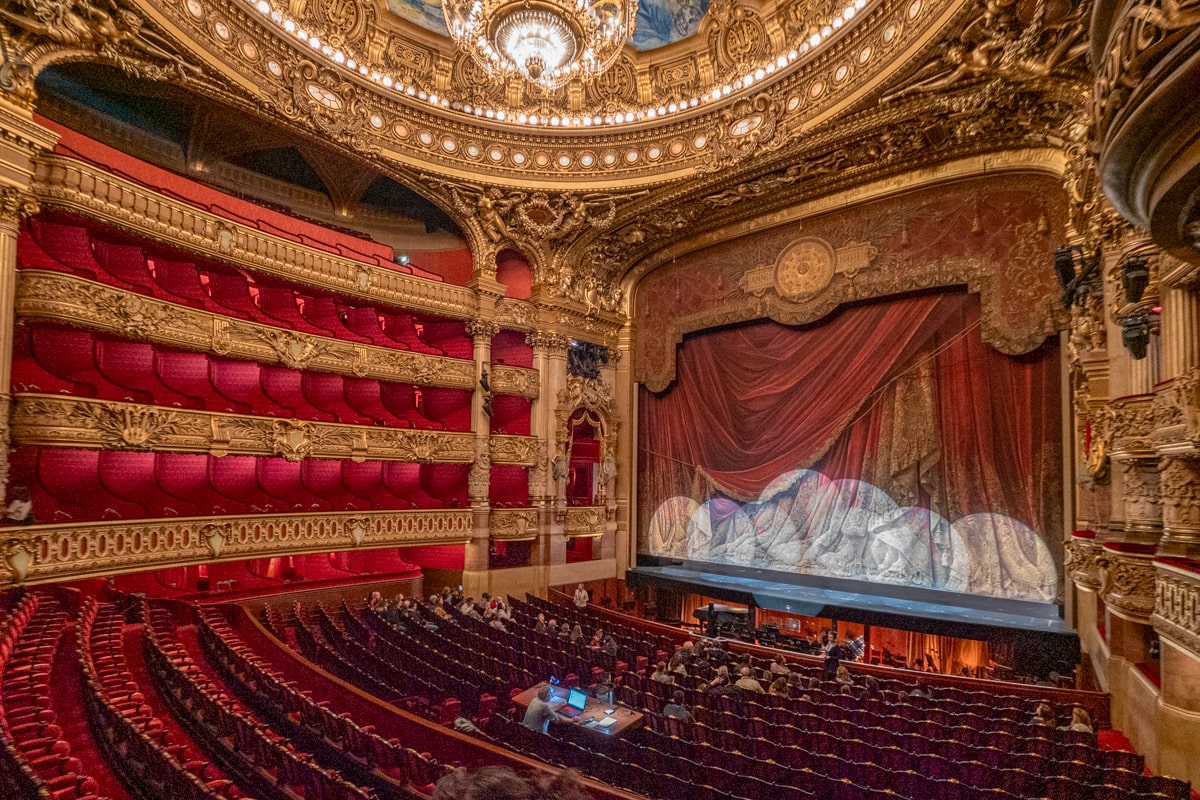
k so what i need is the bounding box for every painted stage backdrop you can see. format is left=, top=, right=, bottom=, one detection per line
left=384, top=0, right=710, bottom=51
left=639, top=291, right=1063, bottom=603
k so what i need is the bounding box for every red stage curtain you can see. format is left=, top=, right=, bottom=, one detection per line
left=638, top=290, right=1060, bottom=537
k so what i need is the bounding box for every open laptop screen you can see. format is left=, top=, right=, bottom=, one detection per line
left=566, top=687, right=588, bottom=711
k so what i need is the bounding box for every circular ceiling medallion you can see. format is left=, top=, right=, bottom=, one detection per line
left=267, top=60, right=282, bottom=76
left=185, top=0, right=204, bottom=19
left=834, top=65, right=849, bottom=82
left=774, top=238, right=836, bottom=299
left=240, top=40, right=258, bottom=60
left=306, top=83, right=342, bottom=109
left=418, top=130, right=434, bottom=145
left=730, top=115, right=764, bottom=137
left=512, top=152, right=527, bottom=164
left=787, top=95, right=802, bottom=112
left=369, top=114, right=383, bottom=128
left=393, top=121, right=410, bottom=138
left=859, top=46, right=873, bottom=63
left=810, top=80, right=825, bottom=98
left=579, top=152, right=596, bottom=167
left=213, top=20, right=231, bottom=40
left=647, top=146, right=662, bottom=161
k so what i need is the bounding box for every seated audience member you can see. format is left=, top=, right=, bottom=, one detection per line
left=770, top=656, right=791, bottom=676
left=558, top=621, right=572, bottom=640
left=650, top=662, right=673, bottom=684
left=523, top=685, right=567, bottom=733
left=592, top=671, right=614, bottom=704
left=588, top=630, right=604, bottom=649
left=547, top=618, right=558, bottom=636
left=431, top=596, right=450, bottom=620
left=570, top=623, right=584, bottom=643
left=735, top=666, right=765, bottom=693
left=908, top=679, right=932, bottom=700
left=600, top=635, right=619, bottom=657
left=495, top=598, right=512, bottom=621
left=663, top=690, right=692, bottom=722
left=787, top=672, right=805, bottom=692
left=434, top=765, right=588, bottom=800
left=839, top=684, right=853, bottom=696
left=1063, top=707, right=1093, bottom=733
left=835, top=664, right=854, bottom=687
left=768, top=677, right=789, bottom=697
left=534, top=613, right=548, bottom=635
left=859, top=675, right=885, bottom=702
left=668, top=651, right=689, bottom=677
left=1032, top=703, right=1056, bottom=728
left=367, top=591, right=384, bottom=611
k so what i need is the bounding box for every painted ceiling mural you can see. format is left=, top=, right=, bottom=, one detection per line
left=384, top=0, right=711, bottom=51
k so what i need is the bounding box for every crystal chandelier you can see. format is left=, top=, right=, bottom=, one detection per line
left=443, top=0, right=638, bottom=90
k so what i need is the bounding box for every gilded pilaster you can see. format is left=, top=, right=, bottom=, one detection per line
left=613, top=323, right=635, bottom=575
left=1159, top=457, right=1200, bottom=560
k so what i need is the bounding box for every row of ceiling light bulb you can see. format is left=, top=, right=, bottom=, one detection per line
left=251, top=0, right=870, bottom=129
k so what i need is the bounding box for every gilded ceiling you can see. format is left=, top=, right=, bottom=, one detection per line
left=384, top=0, right=712, bottom=50
left=0, top=0, right=1095, bottom=298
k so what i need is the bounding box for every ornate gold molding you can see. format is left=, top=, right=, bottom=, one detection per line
left=1099, top=548, right=1159, bottom=622
left=489, top=508, right=537, bottom=540
left=1105, top=396, right=1157, bottom=458
left=555, top=375, right=618, bottom=456
left=0, top=508, right=473, bottom=587
left=1064, top=535, right=1103, bottom=590
left=563, top=506, right=606, bottom=537
left=490, top=366, right=539, bottom=399
left=1153, top=370, right=1200, bottom=455
left=526, top=331, right=571, bottom=352
left=495, top=298, right=536, bottom=331
left=15, top=270, right=479, bottom=389
left=1153, top=561, right=1200, bottom=658
left=30, top=154, right=477, bottom=319
left=0, top=185, right=38, bottom=224
left=488, top=435, right=537, bottom=467
left=8, top=394, right=548, bottom=464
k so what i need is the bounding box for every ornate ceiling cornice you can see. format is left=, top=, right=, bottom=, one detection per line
left=9, top=0, right=967, bottom=188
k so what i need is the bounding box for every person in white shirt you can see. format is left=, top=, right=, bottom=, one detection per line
left=573, top=583, right=589, bottom=609
left=5, top=485, right=32, bottom=526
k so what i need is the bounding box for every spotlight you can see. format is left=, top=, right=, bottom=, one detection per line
left=1054, top=244, right=1102, bottom=308
left=1121, top=255, right=1150, bottom=303
left=1122, top=317, right=1150, bottom=360
left=395, top=254, right=411, bottom=265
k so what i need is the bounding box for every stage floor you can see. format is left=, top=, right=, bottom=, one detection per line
left=629, top=558, right=1074, bottom=641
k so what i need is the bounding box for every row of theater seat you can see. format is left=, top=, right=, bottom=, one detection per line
left=371, top=596, right=1190, bottom=800
left=20, top=214, right=473, bottom=358
left=140, top=603, right=374, bottom=800
left=196, top=606, right=452, bottom=797
left=0, top=594, right=101, bottom=800
left=14, top=325, right=470, bottom=429
left=10, top=448, right=470, bottom=522
left=78, top=598, right=245, bottom=800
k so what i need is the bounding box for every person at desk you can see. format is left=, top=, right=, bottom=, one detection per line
left=522, top=685, right=569, bottom=733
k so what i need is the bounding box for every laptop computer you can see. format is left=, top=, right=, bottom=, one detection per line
left=558, top=687, right=589, bottom=718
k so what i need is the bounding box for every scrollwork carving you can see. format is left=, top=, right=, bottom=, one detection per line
left=489, top=508, right=537, bottom=540
left=1063, top=536, right=1103, bottom=590
left=0, top=509, right=473, bottom=587
left=490, top=366, right=540, bottom=399
left=1099, top=551, right=1158, bottom=620
left=563, top=506, right=606, bottom=536
left=1153, top=566, right=1200, bottom=657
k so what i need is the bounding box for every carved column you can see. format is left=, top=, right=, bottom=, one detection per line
left=613, top=324, right=635, bottom=575
left=0, top=98, right=56, bottom=501
left=1160, top=286, right=1200, bottom=380
left=464, top=319, right=499, bottom=590
left=527, top=331, right=570, bottom=566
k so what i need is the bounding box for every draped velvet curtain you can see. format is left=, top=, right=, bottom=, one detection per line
left=638, top=290, right=1060, bottom=544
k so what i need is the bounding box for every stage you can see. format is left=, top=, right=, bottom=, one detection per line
left=628, top=556, right=1079, bottom=675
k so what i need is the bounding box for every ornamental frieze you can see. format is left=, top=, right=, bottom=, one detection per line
left=489, top=366, right=540, bottom=399
left=1099, top=551, right=1158, bottom=621
left=489, top=436, right=538, bottom=466
left=10, top=394, right=492, bottom=463
left=15, top=271, right=477, bottom=389
left=1160, top=457, right=1200, bottom=538
left=1151, top=369, right=1200, bottom=454
left=0, top=508, right=473, bottom=586
left=1108, top=396, right=1157, bottom=456
left=494, top=299, right=536, bottom=332
left=563, top=506, right=606, bottom=537
left=29, top=154, right=476, bottom=319
left=1153, top=564, right=1200, bottom=657
left=1117, top=459, right=1162, bottom=530
left=1064, top=535, right=1103, bottom=590
left=489, top=508, right=538, bottom=540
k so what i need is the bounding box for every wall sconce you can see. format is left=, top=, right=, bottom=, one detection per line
left=1054, top=244, right=1101, bottom=307
left=395, top=253, right=410, bottom=265
left=1122, top=317, right=1150, bottom=360
left=1121, top=255, right=1150, bottom=303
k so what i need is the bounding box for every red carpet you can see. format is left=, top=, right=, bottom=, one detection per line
left=51, top=623, right=134, bottom=800
left=1097, top=728, right=1136, bottom=752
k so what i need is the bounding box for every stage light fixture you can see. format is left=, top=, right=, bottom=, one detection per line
left=1054, top=244, right=1102, bottom=308
left=1121, top=254, right=1150, bottom=303
left=1122, top=317, right=1150, bottom=360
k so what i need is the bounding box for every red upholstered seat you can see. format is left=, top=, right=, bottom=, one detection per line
left=98, top=451, right=170, bottom=518
left=377, top=309, right=443, bottom=355
left=258, top=285, right=327, bottom=335
left=341, top=460, right=386, bottom=507
left=299, top=295, right=371, bottom=342
left=303, top=373, right=369, bottom=424
left=153, top=350, right=213, bottom=410
left=210, top=360, right=285, bottom=417
left=343, top=378, right=406, bottom=426
left=418, top=319, right=472, bottom=359
left=420, top=463, right=467, bottom=508
left=301, top=460, right=359, bottom=510
left=11, top=325, right=76, bottom=394
left=29, top=327, right=107, bottom=397
left=258, top=458, right=326, bottom=512
left=150, top=257, right=213, bottom=309
left=379, top=382, right=441, bottom=429
left=205, top=272, right=259, bottom=318
left=95, top=339, right=192, bottom=407
left=422, top=387, right=468, bottom=431
left=38, top=448, right=144, bottom=520
left=339, top=305, right=390, bottom=346
left=381, top=462, right=432, bottom=508
left=154, top=453, right=215, bottom=514
left=261, top=366, right=334, bottom=421
left=209, top=455, right=267, bottom=513
left=26, top=218, right=104, bottom=278
left=92, top=240, right=156, bottom=293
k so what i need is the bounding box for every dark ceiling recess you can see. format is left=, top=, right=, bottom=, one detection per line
left=34, top=64, right=462, bottom=239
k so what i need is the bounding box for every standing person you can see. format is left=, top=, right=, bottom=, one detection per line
left=573, top=583, right=589, bottom=609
